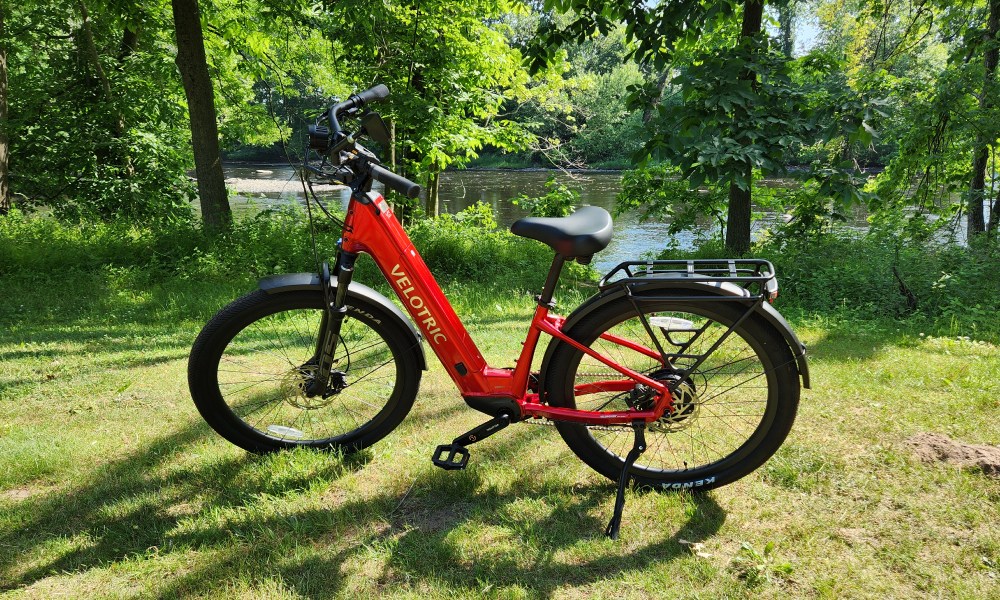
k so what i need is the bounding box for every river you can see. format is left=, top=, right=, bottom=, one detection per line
left=226, top=165, right=710, bottom=272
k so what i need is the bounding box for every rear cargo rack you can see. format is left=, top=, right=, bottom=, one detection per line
left=599, top=259, right=778, bottom=299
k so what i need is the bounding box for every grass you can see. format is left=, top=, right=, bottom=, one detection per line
left=0, top=204, right=1000, bottom=598
left=2, top=236, right=999, bottom=597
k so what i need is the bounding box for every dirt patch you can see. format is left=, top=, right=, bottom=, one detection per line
left=835, top=527, right=878, bottom=548
left=396, top=503, right=472, bottom=534
left=907, top=433, right=1000, bottom=477
left=2, top=488, right=37, bottom=501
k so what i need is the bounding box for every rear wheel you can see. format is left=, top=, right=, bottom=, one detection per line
left=544, top=295, right=799, bottom=490
left=188, top=289, right=422, bottom=453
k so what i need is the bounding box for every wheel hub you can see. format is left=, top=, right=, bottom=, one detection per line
left=648, top=379, right=699, bottom=432
left=632, top=368, right=701, bottom=433
left=280, top=364, right=347, bottom=409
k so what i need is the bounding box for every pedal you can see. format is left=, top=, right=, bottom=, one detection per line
left=432, top=444, right=470, bottom=470
left=431, top=414, right=512, bottom=471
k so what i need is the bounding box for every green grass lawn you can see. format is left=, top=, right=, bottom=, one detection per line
left=1, top=268, right=998, bottom=599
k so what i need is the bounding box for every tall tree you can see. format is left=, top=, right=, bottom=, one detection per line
left=847, top=0, right=1000, bottom=239
left=969, top=0, right=999, bottom=236
left=0, top=4, right=9, bottom=216
left=531, top=0, right=870, bottom=254
left=172, top=0, right=230, bottom=231
left=726, top=0, right=765, bottom=254
left=322, top=0, right=532, bottom=217
left=775, top=0, right=797, bottom=58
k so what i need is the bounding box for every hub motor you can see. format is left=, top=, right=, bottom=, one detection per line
left=630, top=368, right=700, bottom=433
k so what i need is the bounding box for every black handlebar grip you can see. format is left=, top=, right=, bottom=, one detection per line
left=371, top=164, right=421, bottom=199
left=352, top=84, right=390, bottom=107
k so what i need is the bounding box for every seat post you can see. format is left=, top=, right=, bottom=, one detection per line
left=538, top=254, right=566, bottom=307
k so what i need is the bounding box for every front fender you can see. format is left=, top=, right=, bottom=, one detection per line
left=258, top=273, right=427, bottom=370
left=542, top=280, right=809, bottom=389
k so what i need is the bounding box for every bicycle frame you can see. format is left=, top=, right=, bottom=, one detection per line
left=337, top=190, right=674, bottom=426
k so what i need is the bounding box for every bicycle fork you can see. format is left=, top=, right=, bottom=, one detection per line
left=305, top=251, right=358, bottom=398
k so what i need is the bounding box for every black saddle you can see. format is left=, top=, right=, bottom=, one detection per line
left=510, top=206, right=613, bottom=261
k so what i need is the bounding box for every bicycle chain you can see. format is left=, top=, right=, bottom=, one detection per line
left=521, top=418, right=635, bottom=432
left=528, top=373, right=654, bottom=432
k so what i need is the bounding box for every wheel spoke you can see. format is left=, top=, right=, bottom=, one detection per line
left=190, top=290, right=419, bottom=452
left=546, top=299, right=798, bottom=484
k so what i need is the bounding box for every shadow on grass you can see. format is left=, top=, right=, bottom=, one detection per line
left=0, top=272, right=250, bottom=399
left=1, top=270, right=726, bottom=596
left=798, top=321, right=915, bottom=363
left=1, top=409, right=726, bottom=598
left=382, top=479, right=725, bottom=598
left=0, top=416, right=373, bottom=592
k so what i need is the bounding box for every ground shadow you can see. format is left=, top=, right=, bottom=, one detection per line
left=1, top=269, right=728, bottom=596
left=799, top=323, right=915, bottom=363
left=0, top=418, right=368, bottom=591
left=1, top=412, right=726, bottom=598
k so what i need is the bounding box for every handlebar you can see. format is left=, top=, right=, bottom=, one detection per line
left=329, top=84, right=390, bottom=135
left=350, top=84, right=390, bottom=109
left=371, top=164, right=421, bottom=199
left=308, top=84, right=422, bottom=199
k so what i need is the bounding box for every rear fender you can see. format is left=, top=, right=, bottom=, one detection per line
left=540, top=280, right=809, bottom=391
left=258, top=273, right=427, bottom=370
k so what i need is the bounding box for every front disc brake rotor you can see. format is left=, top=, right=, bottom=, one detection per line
left=281, top=365, right=346, bottom=409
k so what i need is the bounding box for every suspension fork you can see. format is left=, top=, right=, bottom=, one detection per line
left=305, top=248, right=358, bottom=397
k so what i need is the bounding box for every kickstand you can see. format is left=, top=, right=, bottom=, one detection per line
left=605, top=420, right=647, bottom=540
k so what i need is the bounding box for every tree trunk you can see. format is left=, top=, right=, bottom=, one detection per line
left=424, top=170, right=440, bottom=217
left=725, top=0, right=764, bottom=255
left=726, top=168, right=753, bottom=255
left=172, top=0, right=231, bottom=231
left=78, top=2, right=126, bottom=138
left=389, top=121, right=397, bottom=171
left=642, top=69, right=670, bottom=125
left=989, top=188, right=999, bottom=233
left=118, top=25, right=139, bottom=63
left=776, top=0, right=795, bottom=59
left=969, top=0, right=999, bottom=237
left=0, top=8, right=9, bottom=216
left=740, top=2, right=765, bottom=55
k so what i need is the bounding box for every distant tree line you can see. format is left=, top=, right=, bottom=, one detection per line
left=0, top=1, right=997, bottom=254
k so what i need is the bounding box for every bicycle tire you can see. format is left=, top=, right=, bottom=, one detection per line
left=188, top=289, right=421, bottom=453
left=543, top=295, right=799, bottom=491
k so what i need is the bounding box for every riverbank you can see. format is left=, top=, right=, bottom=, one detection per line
left=219, top=162, right=626, bottom=196
left=222, top=166, right=345, bottom=195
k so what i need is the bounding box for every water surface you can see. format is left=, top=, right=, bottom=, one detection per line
left=226, top=165, right=692, bottom=272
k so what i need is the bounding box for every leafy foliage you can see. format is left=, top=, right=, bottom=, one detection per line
left=6, top=1, right=195, bottom=223
left=512, top=176, right=578, bottom=217
left=658, top=230, right=1000, bottom=341
left=319, top=1, right=534, bottom=179
left=0, top=204, right=569, bottom=294
left=500, top=21, right=648, bottom=168
left=617, top=165, right=728, bottom=242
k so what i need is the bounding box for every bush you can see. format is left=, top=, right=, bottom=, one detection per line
left=512, top=177, right=578, bottom=217
left=0, top=203, right=589, bottom=295
left=659, top=232, right=1000, bottom=341
left=0, top=208, right=204, bottom=276
left=407, top=202, right=589, bottom=290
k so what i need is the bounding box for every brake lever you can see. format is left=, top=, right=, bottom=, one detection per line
left=353, top=142, right=380, bottom=164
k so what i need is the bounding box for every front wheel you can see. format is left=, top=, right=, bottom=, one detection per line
left=188, top=289, right=422, bottom=453
left=543, top=295, right=800, bottom=491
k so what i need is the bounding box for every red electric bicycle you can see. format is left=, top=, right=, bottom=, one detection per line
left=188, top=85, right=810, bottom=538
